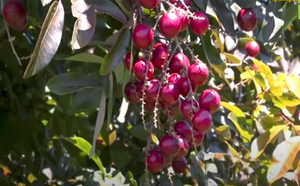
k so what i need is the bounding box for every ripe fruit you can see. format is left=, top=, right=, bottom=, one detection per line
left=159, top=135, right=180, bottom=157
left=123, top=52, right=131, bottom=70
left=170, top=0, right=191, bottom=10
left=133, top=59, right=154, bottom=81
left=174, top=135, right=189, bottom=159
left=245, top=40, right=260, bottom=57
left=124, top=81, right=140, bottom=103
left=138, top=0, right=159, bottom=9
left=174, top=8, right=190, bottom=32
left=170, top=53, right=190, bottom=73
left=187, top=61, right=209, bottom=85
left=167, top=73, right=182, bottom=87
left=151, top=43, right=169, bottom=69
left=237, top=8, right=257, bottom=32
left=3, top=0, right=28, bottom=31
left=132, top=24, right=154, bottom=49
left=190, top=12, right=209, bottom=35
left=172, top=157, right=188, bottom=173
left=178, top=77, right=197, bottom=97
left=198, top=89, right=220, bottom=114
left=173, top=121, right=192, bottom=141
left=180, top=99, right=199, bottom=120
left=189, top=131, right=204, bottom=148
left=159, top=12, right=182, bottom=39
left=192, top=109, right=212, bottom=133
left=145, top=100, right=156, bottom=112
left=160, top=83, right=180, bottom=106
left=147, top=149, right=165, bottom=173
left=145, top=79, right=160, bottom=101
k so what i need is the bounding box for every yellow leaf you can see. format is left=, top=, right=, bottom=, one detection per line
left=151, top=133, right=159, bottom=144
left=224, top=53, right=242, bottom=72
left=285, top=75, right=300, bottom=99
left=212, top=31, right=224, bottom=53
left=215, top=125, right=231, bottom=140
left=27, top=173, right=36, bottom=183
left=267, top=136, right=300, bottom=185
left=250, top=124, right=289, bottom=160
left=0, top=164, right=10, bottom=174
left=224, top=140, right=239, bottom=158
left=228, top=112, right=252, bottom=143
left=252, top=58, right=274, bottom=89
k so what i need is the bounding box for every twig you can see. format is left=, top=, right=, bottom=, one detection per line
left=281, top=114, right=300, bottom=136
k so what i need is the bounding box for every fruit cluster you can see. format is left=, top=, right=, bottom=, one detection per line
left=2, top=0, right=28, bottom=31
left=123, top=0, right=224, bottom=174
left=124, top=0, right=262, bottom=176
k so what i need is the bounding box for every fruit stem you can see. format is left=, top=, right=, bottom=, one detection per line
left=1, top=0, right=22, bottom=66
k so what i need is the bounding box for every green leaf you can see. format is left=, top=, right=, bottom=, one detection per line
left=228, top=112, right=251, bottom=143
left=220, top=102, right=248, bottom=126
left=200, top=32, right=226, bottom=77
left=58, top=136, right=105, bottom=177
left=250, top=124, right=288, bottom=160
left=71, top=88, right=102, bottom=113
left=100, top=27, right=131, bottom=75
left=90, top=89, right=106, bottom=158
left=23, top=0, right=64, bottom=78
left=70, top=0, right=96, bottom=50
left=106, top=74, right=114, bottom=130
left=241, top=67, right=266, bottom=91
left=54, top=52, right=103, bottom=63
left=46, top=73, right=103, bottom=95
left=282, top=2, right=298, bottom=30
left=94, top=0, right=127, bottom=24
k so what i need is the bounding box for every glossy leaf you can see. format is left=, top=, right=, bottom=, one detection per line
left=70, top=0, right=96, bottom=50
left=224, top=52, right=242, bottom=71
left=94, top=0, right=127, bottom=24
left=58, top=136, right=105, bottom=177
left=285, top=75, right=300, bottom=99
left=71, top=88, right=102, bottom=113
left=212, top=31, right=224, bottom=53
left=228, top=112, right=251, bottom=143
left=201, top=32, right=226, bottom=77
left=90, top=89, right=106, bottom=158
left=220, top=102, right=248, bottom=126
left=250, top=124, right=288, bottom=160
left=252, top=58, right=274, bottom=89
left=23, top=0, right=64, bottom=78
left=54, top=52, right=103, bottom=63
left=100, top=27, right=130, bottom=75
left=46, top=73, right=103, bottom=95
left=267, top=136, right=300, bottom=185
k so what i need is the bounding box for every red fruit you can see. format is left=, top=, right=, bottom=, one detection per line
left=178, top=77, right=197, bottom=97
left=189, top=131, right=204, bottom=148
left=170, top=0, right=191, bottom=9
left=138, top=0, right=159, bottom=9
left=192, top=109, right=212, bottom=133
left=170, top=53, right=190, bottom=73
left=145, top=100, right=156, bottom=112
left=173, top=121, right=192, bottom=141
left=160, top=101, right=180, bottom=116
left=190, top=12, right=209, bottom=35
left=237, top=8, right=257, bottom=32
left=3, top=0, right=28, bottom=31
left=145, top=79, right=160, bottom=101
left=198, top=89, right=220, bottom=114
left=159, top=135, right=180, bottom=157
left=187, top=61, right=209, bottom=85
left=245, top=40, right=260, bottom=57
left=180, top=99, right=199, bottom=120
left=133, top=59, right=154, bottom=81
left=172, top=157, right=188, bottom=173
left=174, top=8, right=190, bottom=32
left=152, top=43, right=169, bottom=69
left=124, top=81, right=140, bottom=103
left=147, top=149, right=165, bottom=173
left=123, top=52, right=131, bottom=70
left=160, top=83, right=180, bottom=106
left=174, top=136, right=189, bottom=159
left=167, top=73, right=182, bottom=87
left=132, top=24, right=154, bottom=49
left=159, top=12, right=181, bottom=39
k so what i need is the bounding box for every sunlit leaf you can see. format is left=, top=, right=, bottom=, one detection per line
left=228, top=112, right=251, bottom=143
left=285, top=75, right=300, bottom=99
left=58, top=136, right=105, bottom=176
left=252, top=58, right=274, bottom=90
left=41, top=0, right=52, bottom=6
left=90, top=89, right=106, bottom=158
left=212, top=31, right=224, bottom=53
left=250, top=124, right=288, bottom=160
left=70, top=0, right=96, bottom=50
left=267, top=136, right=300, bottom=185
left=23, top=0, right=64, bottom=78
left=220, top=102, right=248, bottom=126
